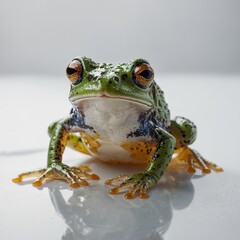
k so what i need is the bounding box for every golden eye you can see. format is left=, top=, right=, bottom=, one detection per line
left=133, top=63, right=154, bottom=89
left=66, top=59, right=83, bottom=85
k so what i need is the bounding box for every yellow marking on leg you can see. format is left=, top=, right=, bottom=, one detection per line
left=67, top=134, right=90, bottom=155
left=80, top=132, right=101, bottom=154
left=192, top=151, right=211, bottom=174
left=172, top=146, right=223, bottom=174
left=187, top=152, right=196, bottom=173
left=121, top=141, right=157, bottom=163
left=202, top=160, right=223, bottom=172
left=171, top=147, right=195, bottom=172
left=192, top=149, right=223, bottom=172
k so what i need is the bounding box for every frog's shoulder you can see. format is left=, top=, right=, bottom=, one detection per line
left=150, top=82, right=171, bottom=128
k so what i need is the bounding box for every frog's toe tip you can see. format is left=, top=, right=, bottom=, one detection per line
left=32, top=180, right=42, bottom=187
left=139, top=192, right=149, bottom=199
left=105, top=180, right=112, bottom=185
left=70, top=180, right=89, bottom=188
left=124, top=192, right=134, bottom=199
left=78, top=165, right=91, bottom=172
left=187, top=167, right=196, bottom=174
left=12, top=177, right=22, bottom=183
left=90, top=174, right=100, bottom=180
left=202, top=168, right=211, bottom=174
left=216, top=167, right=224, bottom=172
left=124, top=189, right=149, bottom=200
left=108, top=189, right=116, bottom=195
left=108, top=187, right=121, bottom=195
left=70, top=182, right=81, bottom=188
left=80, top=180, right=89, bottom=186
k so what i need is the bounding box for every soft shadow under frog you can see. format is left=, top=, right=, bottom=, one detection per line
left=47, top=161, right=196, bottom=240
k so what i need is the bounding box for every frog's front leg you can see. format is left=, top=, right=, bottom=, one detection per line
left=105, top=129, right=176, bottom=199
left=170, top=116, right=223, bottom=174
left=13, top=117, right=99, bottom=187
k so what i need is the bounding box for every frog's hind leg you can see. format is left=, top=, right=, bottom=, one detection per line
left=191, top=148, right=223, bottom=173
left=170, top=116, right=223, bottom=174
left=66, top=133, right=90, bottom=155
left=172, top=147, right=196, bottom=173
left=173, top=147, right=223, bottom=174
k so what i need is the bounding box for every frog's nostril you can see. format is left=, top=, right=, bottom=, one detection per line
left=121, top=74, right=128, bottom=81
left=66, top=67, right=77, bottom=75
left=109, top=77, right=119, bottom=85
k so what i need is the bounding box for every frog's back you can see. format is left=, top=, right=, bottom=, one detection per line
left=150, top=82, right=171, bottom=130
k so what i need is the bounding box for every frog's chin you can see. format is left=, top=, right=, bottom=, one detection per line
left=70, top=94, right=152, bottom=109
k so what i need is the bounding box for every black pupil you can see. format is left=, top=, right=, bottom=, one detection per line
left=139, top=70, right=153, bottom=79
left=67, top=67, right=77, bottom=75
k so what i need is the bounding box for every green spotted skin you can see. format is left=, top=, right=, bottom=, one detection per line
left=146, top=129, right=176, bottom=183
left=47, top=118, right=71, bottom=166
left=170, top=116, right=197, bottom=149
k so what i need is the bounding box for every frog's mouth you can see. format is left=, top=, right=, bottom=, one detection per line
left=70, top=93, right=152, bottom=109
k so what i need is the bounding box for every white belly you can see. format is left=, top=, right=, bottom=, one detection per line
left=75, top=97, right=155, bottom=163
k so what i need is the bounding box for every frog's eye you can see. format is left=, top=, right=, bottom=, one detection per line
left=133, top=63, right=154, bottom=89
left=66, top=59, right=83, bottom=85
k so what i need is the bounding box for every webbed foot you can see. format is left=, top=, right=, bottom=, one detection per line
left=12, top=163, right=99, bottom=188
left=173, top=147, right=223, bottom=174
left=105, top=172, right=158, bottom=199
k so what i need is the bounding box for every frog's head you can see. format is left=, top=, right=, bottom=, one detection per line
left=66, top=57, right=156, bottom=109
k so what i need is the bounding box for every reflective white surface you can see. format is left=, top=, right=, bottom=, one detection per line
left=0, top=75, right=240, bottom=240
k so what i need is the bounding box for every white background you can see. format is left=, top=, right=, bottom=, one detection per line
left=0, top=0, right=239, bottom=75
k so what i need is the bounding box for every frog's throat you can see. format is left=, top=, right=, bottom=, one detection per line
left=70, top=94, right=152, bottom=108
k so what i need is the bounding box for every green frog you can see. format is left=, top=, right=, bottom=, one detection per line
left=13, top=57, right=223, bottom=199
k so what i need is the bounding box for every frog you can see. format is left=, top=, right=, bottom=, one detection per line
left=12, top=57, right=223, bottom=199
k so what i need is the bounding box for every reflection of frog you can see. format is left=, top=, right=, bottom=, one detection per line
left=48, top=184, right=171, bottom=240
left=48, top=176, right=194, bottom=240
left=13, top=57, right=223, bottom=199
